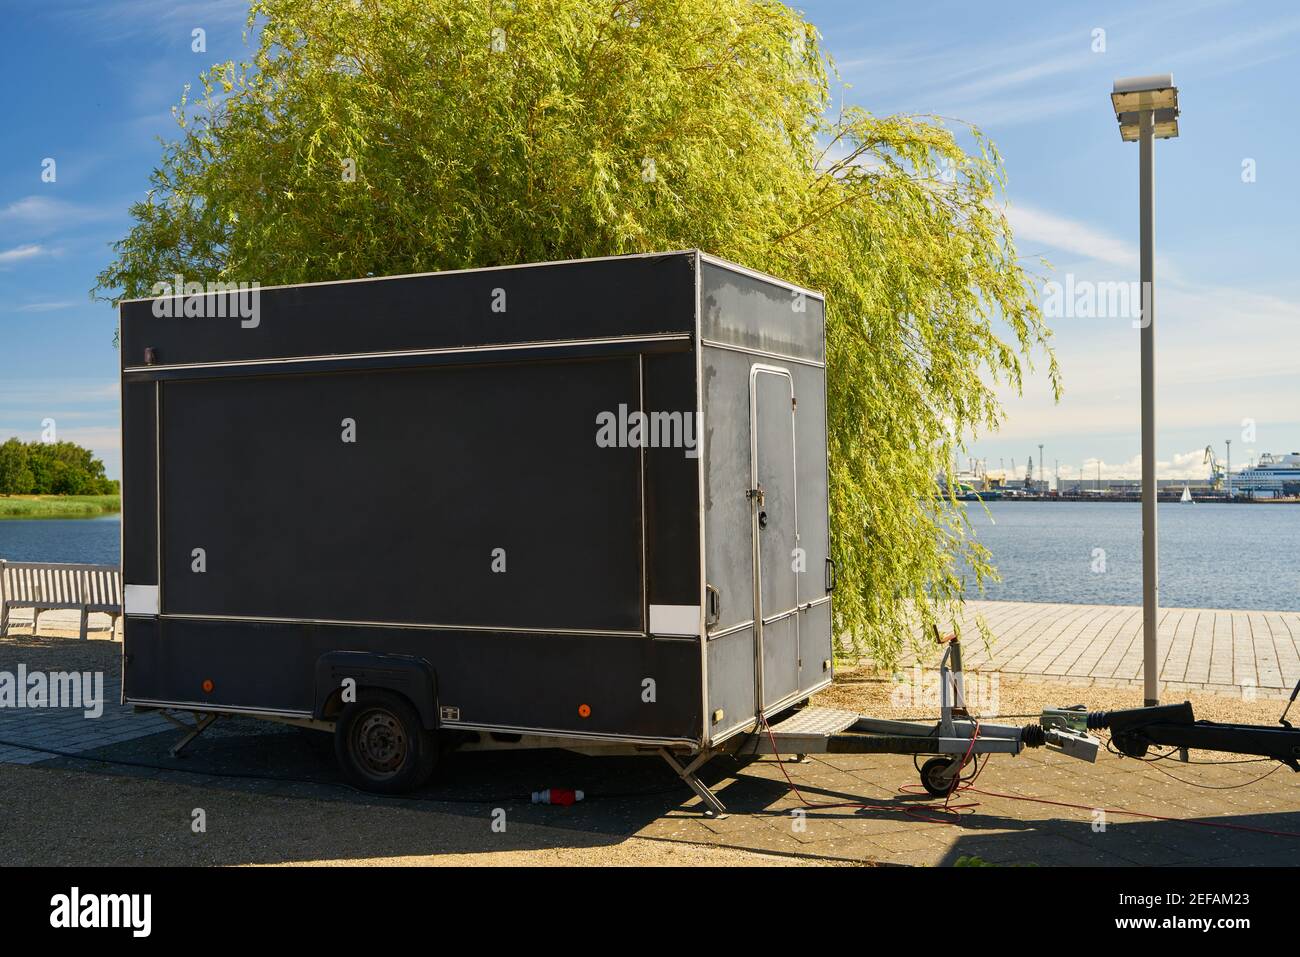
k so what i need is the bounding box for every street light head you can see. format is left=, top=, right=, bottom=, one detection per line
left=1117, top=107, right=1179, bottom=141
left=1111, top=74, right=1179, bottom=140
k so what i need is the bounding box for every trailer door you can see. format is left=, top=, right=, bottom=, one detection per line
left=749, top=365, right=800, bottom=711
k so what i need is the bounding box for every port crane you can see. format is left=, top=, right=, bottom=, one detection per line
left=1203, top=444, right=1224, bottom=491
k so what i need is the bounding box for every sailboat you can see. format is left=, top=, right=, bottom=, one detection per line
left=1180, top=482, right=1194, bottom=503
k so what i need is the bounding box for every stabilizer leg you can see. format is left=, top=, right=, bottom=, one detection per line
left=659, top=748, right=727, bottom=818
left=162, top=711, right=219, bottom=757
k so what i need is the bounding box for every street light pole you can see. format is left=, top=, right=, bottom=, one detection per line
left=1139, top=107, right=1159, bottom=707
left=1112, top=74, right=1179, bottom=707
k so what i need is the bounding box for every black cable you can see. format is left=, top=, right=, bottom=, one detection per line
left=1102, top=733, right=1274, bottom=766
left=1100, top=732, right=1285, bottom=791
left=1145, top=760, right=1284, bottom=790
left=1145, top=747, right=1271, bottom=766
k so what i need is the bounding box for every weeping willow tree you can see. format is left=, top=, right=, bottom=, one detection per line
left=94, top=0, right=1058, bottom=665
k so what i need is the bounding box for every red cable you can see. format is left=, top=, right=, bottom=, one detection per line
left=758, top=714, right=879, bottom=812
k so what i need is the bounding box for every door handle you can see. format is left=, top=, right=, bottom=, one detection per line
left=705, top=584, right=721, bottom=628
left=825, top=557, right=837, bottom=593
left=758, top=510, right=768, bottom=529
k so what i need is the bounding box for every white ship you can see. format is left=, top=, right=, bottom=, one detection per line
left=1232, top=452, right=1300, bottom=497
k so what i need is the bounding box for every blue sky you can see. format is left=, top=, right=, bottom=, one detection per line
left=2, top=0, right=1297, bottom=483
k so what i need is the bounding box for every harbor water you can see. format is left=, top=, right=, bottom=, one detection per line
left=962, top=500, right=1300, bottom=611
left=0, top=514, right=121, bottom=566
left=2, top=502, right=1297, bottom=612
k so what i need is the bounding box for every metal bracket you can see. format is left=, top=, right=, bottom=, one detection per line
left=937, top=636, right=966, bottom=738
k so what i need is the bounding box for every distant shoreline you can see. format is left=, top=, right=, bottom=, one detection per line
left=0, top=495, right=121, bottom=519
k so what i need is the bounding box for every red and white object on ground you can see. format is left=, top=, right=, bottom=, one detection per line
left=531, top=788, right=585, bottom=806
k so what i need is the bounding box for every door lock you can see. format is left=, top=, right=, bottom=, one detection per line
left=745, top=484, right=766, bottom=507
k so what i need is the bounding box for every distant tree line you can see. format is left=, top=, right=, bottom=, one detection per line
left=0, top=438, right=119, bottom=495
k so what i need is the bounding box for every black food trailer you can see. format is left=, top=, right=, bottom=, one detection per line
left=118, top=251, right=838, bottom=809
left=128, top=249, right=1293, bottom=815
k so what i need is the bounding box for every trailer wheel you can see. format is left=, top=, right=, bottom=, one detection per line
left=334, top=690, right=437, bottom=794
left=919, top=757, right=961, bottom=797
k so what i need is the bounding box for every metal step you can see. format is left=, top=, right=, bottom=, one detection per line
left=767, top=706, right=860, bottom=739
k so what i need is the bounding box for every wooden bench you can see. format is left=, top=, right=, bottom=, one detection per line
left=0, top=560, right=122, bottom=640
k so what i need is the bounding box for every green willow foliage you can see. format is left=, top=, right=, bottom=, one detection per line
left=94, top=0, right=1058, bottom=664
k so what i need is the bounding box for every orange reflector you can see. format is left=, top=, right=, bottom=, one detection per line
left=201, top=679, right=214, bottom=693
left=578, top=703, right=591, bottom=718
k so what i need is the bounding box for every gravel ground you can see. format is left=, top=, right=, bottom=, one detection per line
left=0, top=763, right=818, bottom=866
left=0, top=631, right=121, bottom=672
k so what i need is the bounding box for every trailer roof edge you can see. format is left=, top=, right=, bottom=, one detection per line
left=115, top=249, right=825, bottom=306
left=696, top=251, right=826, bottom=303
left=116, top=249, right=701, bottom=305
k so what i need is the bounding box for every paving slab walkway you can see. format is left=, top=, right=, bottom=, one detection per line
left=911, top=600, right=1300, bottom=699
left=0, top=619, right=170, bottom=765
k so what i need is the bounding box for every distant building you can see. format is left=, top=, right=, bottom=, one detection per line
left=1059, top=478, right=1216, bottom=495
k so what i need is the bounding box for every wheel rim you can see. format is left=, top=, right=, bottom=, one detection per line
left=351, top=708, right=408, bottom=779
left=928, top=760, right=957, bottom=790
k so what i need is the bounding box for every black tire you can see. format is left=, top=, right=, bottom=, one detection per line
left=334, top=690, right=437, bottom=794
left=919, top=756, right=961, bottom=797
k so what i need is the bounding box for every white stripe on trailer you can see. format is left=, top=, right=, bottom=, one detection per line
left=650, top=604, right=702, bottom=637
left=124, top=584, right=159, bottom=616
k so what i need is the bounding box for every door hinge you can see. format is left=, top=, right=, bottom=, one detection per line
left=792, top=396, right=797, bottom=409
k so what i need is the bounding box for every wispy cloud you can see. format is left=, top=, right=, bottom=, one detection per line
left=833, top=1, right=1300, bottom=129
left=1003, top=202, right=1184, bottom=281
left=57, top=0, right=250, bottom=44
left=0, top=379, right=119, bottom=407
left=0, top=244, right=52, bottom=265
left=1006, top=204, right=1136, bottom=269
left=0, top=196, right=116, bottom=237
left=9, top=300, right=80, bottom=313
left=1164, top=14, right=1300, bottom=78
